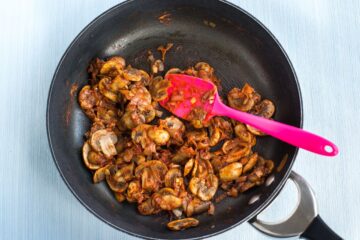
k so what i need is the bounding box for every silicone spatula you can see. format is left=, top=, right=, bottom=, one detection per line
left=159, top=74, right=338, bottom=156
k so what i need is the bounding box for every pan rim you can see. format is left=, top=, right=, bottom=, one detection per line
left=46, top=0, right=303, bottom=239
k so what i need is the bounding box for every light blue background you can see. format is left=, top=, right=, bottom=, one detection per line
left=1, top=0, right=359, bottom=239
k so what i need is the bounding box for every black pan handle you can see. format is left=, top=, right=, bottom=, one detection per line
left=249, top=171, right=343, bottom=239
left=300, top=215, right=342, bottom=240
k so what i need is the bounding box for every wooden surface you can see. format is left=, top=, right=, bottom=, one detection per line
left=1, top=0, right=359, bottom=239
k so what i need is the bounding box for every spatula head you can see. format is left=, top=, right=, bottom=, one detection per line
left=159, top=74, right=217, bottom=121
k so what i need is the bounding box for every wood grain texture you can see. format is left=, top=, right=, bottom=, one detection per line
left=0, top=0, right=359, bottom=239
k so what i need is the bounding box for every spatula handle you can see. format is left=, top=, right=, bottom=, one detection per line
left=216, top=103, right=338, bottom=156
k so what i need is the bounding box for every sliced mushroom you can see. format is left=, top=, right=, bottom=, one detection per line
left=209, top=126, right=221, bottom=146
left=265, top=160, right=274, bottom=174
left=131, top=124, right=151, bottom=145
left=192, top=159, right=213, bottom=178
left=93, top=164, right=110, bottom=183
left=165, top=168, right=182, bottom=188
left=110, top=75, right=129, bottom=92
left=78, top=85, right=96, bottom=110
left=152, top=188, right=182, bottom=210
left=106, top=175, right=128, bottom=193
left=138, top=198, right=159, bottom=215
left=209, top=117, right=233, bottom=146
left=219, top=162, right=243, bottom=182
left=147, top=127, right=170, bottom=145
left=126, top=180, right=144, bottom=203
left=114, top=162, right=134, bottom=183
left=123, top=67, right=143, bottom=82
left=172, top=145, right=196, bottom=164
left=167, top=218, right=199, bottom=231
left=184, top=158, right=195, bottom=177
left=99, top=77, right=119, bottom=102
left=251, top=99, right=275, bottom=118
left=151, top=59, right=164, bottom=74
left=242, top=153, right=258, bottom=174
left=159, top=116, right=185, bottom=145
left=195, top=62, right=212, bottom=73
left=82, top=142, right=107, bottom=170
left=227, top=84, right=260, bottom=112
left=149, top=76, right=170, bottom=101
left=100, top=56, right=125, bottom=75
left=141, top=168, right=161, bottom=192
left=222, top=138, right=251, bottom=163
left=90, top=129, right=118, bottom=157
left=134, top=160, right=168, bottom=178
left=189, top=174, right=218, bottom=201
left=186, top=130, right=210, bottom=150
left=234, top=123, right=256, bottom=146
left=135, top=160, right=168, bottom=192
left=246, top=125, right=266, bottom=136
left=186, top=198, right=211, bottom=217
left=120, top=110, right=145, bottom=130
left=245, top=99, right=276, bottom=136
left=188, top=107, right=208, bottom=129
left=165, top=68, right=182, bottom=77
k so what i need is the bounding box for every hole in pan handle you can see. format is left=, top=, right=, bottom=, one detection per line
left=249, top=171, right=343, bottom=239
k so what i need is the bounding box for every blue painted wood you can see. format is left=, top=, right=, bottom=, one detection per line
left=0, top=0, right=358, bottom=239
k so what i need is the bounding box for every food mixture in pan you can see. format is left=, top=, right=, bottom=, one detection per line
left=78, top=45, right=275, bottom=231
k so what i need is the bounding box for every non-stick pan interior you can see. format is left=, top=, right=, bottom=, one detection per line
left=47, top=0, right=302, bottom=239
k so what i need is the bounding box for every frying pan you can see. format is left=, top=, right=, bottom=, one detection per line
left=46, top=0, right=342, bottom=239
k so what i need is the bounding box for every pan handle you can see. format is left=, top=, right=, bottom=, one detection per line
left=249, top=171, right=343, bottom=239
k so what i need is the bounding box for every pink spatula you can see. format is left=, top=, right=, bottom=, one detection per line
left=159, top=74, right=338, bottom=156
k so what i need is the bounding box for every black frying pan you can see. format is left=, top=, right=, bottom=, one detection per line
left=46, top=0, right=341, bottom=239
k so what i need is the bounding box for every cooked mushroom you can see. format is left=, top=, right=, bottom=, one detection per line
left=246, top=99, right=276, bottom=136
left=131, top=124, right=157, bottom=154
left=126, top=180, right=144, bottom=203
left=147, top=127, right=170, bottom=145
left=90, top=129, right=118, bottom=157
left=151, top=59, right=164, bottom=74
left=234, top=123, right=256, bottom=146
left=222, top=138, right=251, bottom=163
left=109, top=75, right=129, bottom=92
left=105, top=170, right=128, bottom=193
left=78, top=85, right=96, bottom=110
left=186, top=198, right=211, bottom=217
left=242, top=153, right=258, bottom=174
left=100, top=56, right=125, bottom=75
left=149, top=76, right=170, bottom=101
left=165, top=68, right=182, bottom=77
left=172, top=145, right=196, bottom=164
left=164, top=168, right=182, bottom=188
left=159, top=116, right=185, bottom=145
left=186, top=130, right=210, bottom=150
left=138, top=198, right=159, bottom=215
left=135, top=160, right=168, bottom=192
left=219, top=162, right=243, bottom=182
left=152, top=188, right=182, bottom=210
left=99, top=77, right=119, bottom=102
left=227, top=83, right=261, bottom=112
left=189, top=174, right=218, bottom=201
left=93, top=164, right=110, bottom=183
left=167, top=218, right=199, bottom=231
left=251, top=99, right=275, bottom=118
left=184, top=158, right=195, bottom=177
left=188, top=107, right=208, bottom=129
left=209, top=117, right=233, bottom=146
left=82, top=142, right=107, bottom=170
